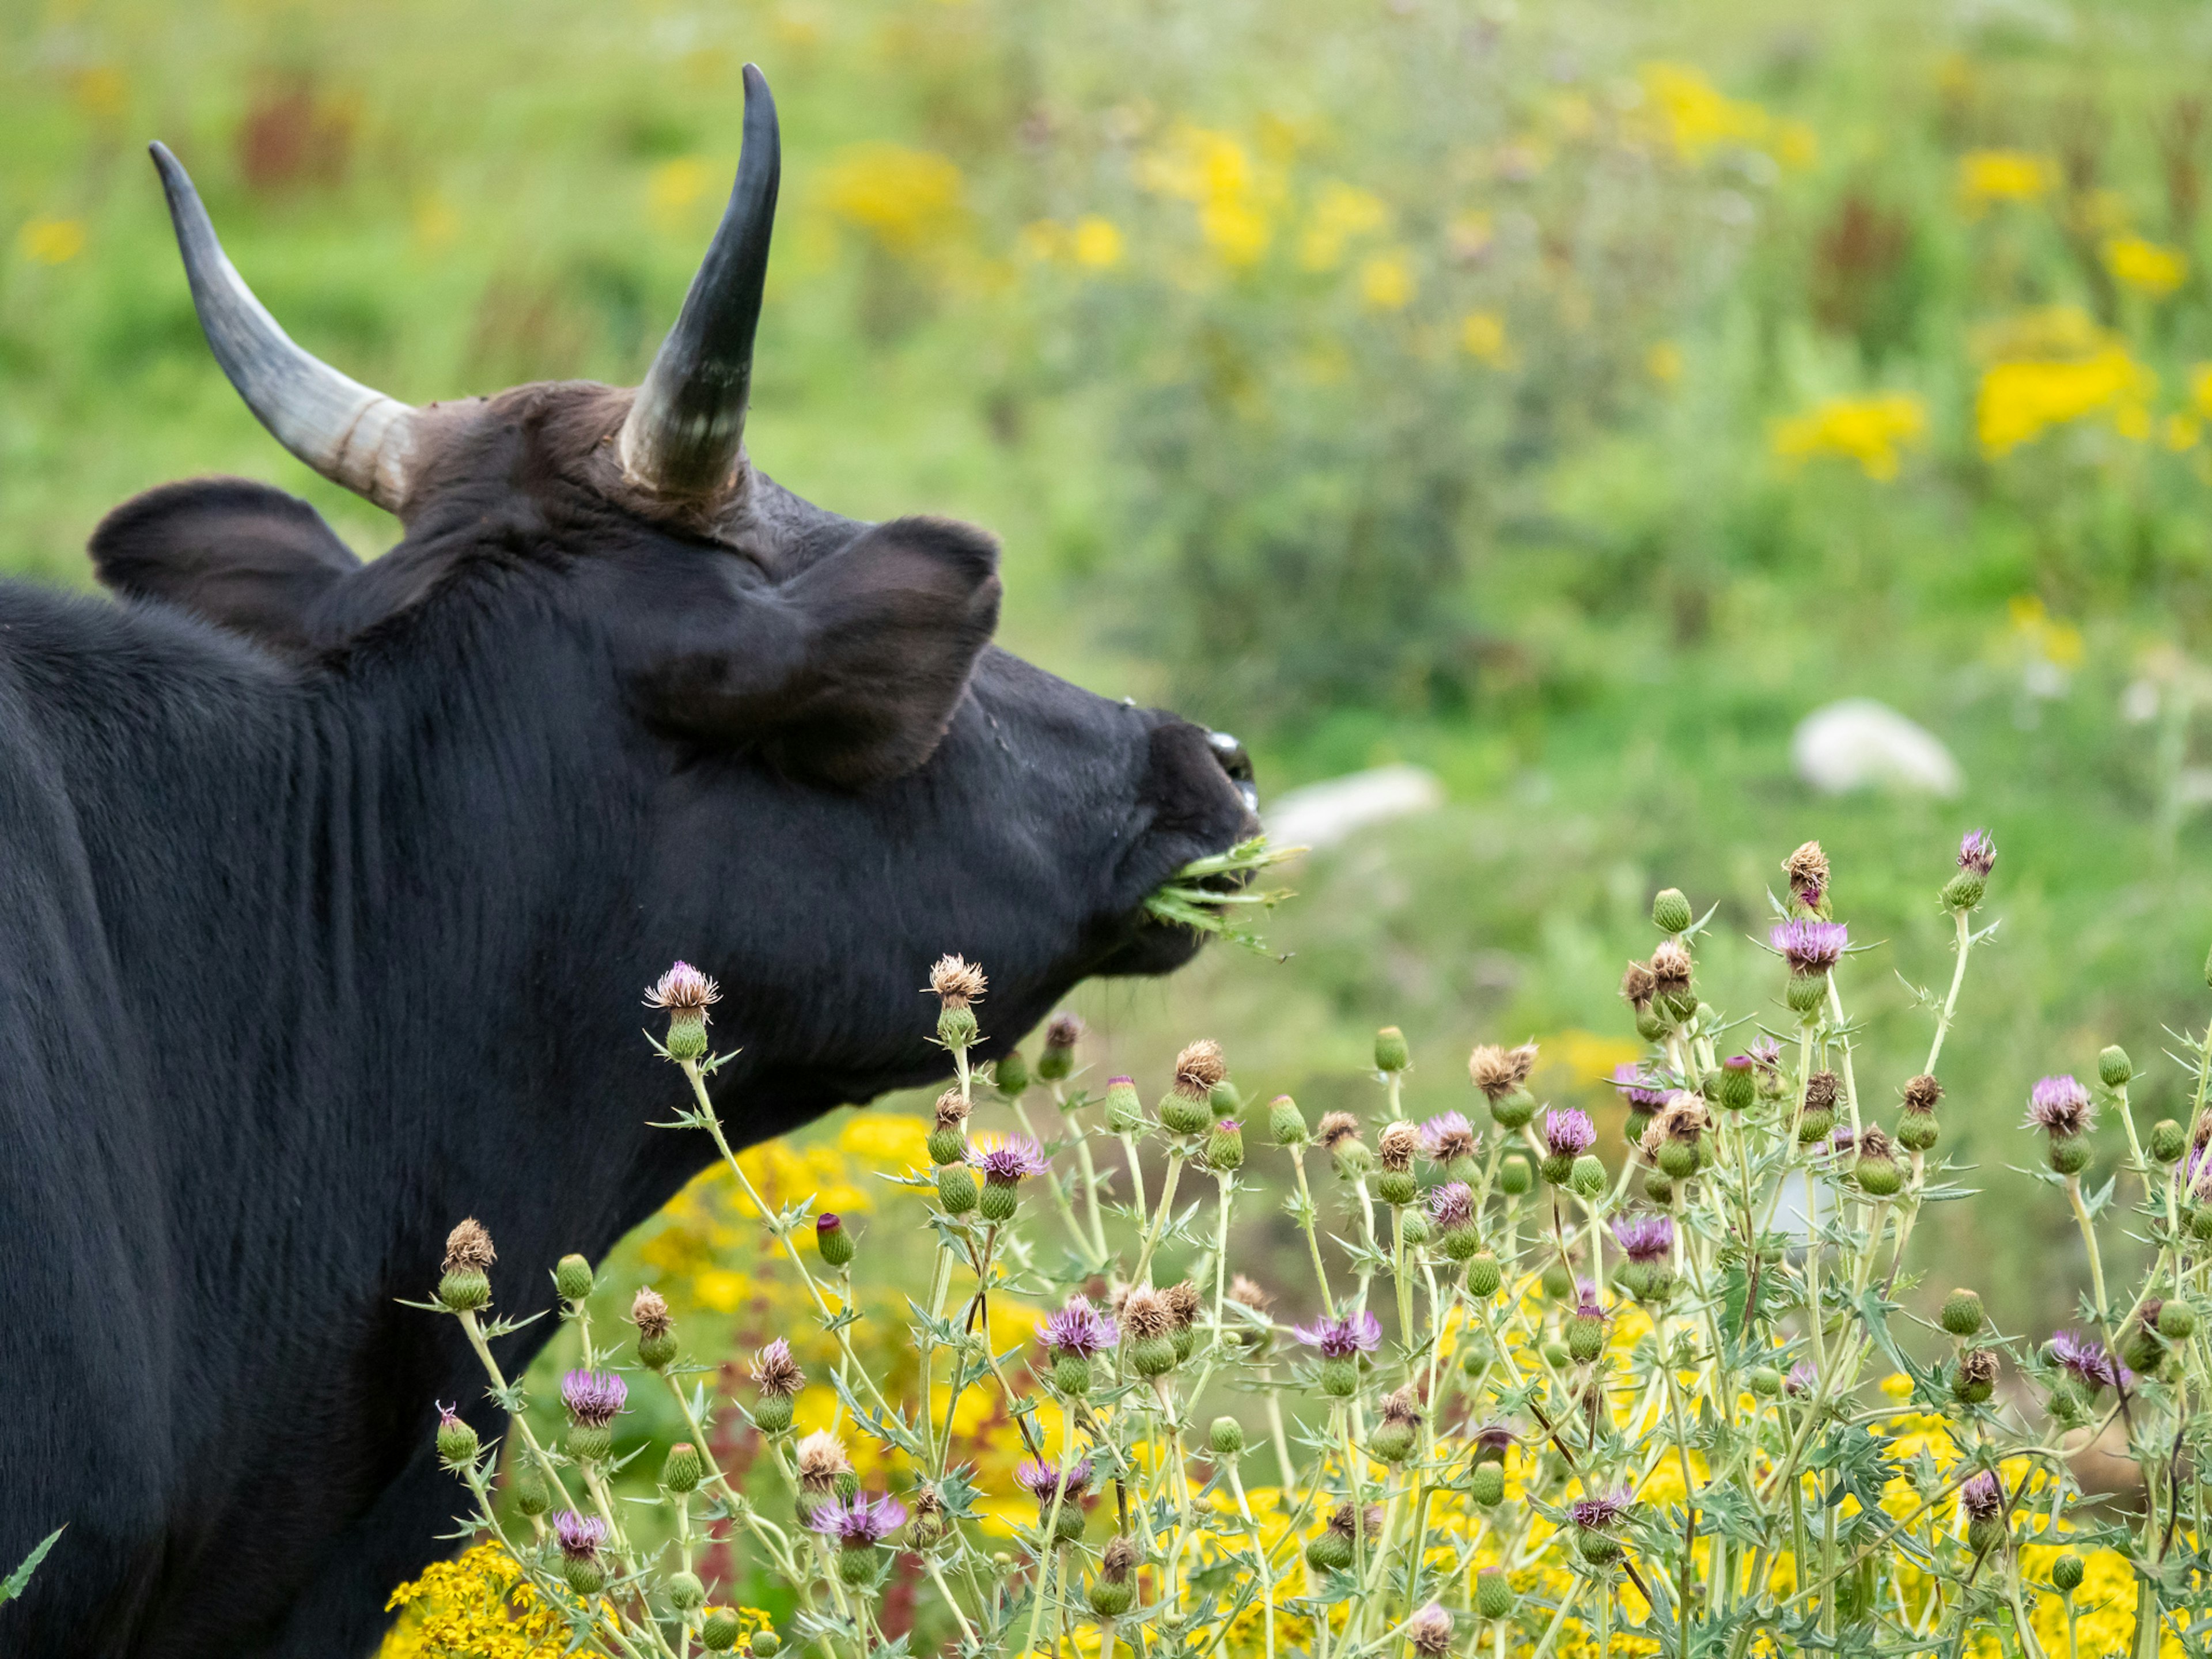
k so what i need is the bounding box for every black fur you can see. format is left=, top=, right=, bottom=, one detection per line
left=2, top=382, right=1252, bottom=1657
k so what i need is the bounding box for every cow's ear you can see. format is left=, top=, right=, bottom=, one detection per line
left=637, top=515, right=1001, bottom=786
left=89, top=477, right=361, bottom=653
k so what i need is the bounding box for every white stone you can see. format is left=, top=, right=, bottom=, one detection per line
left=1790, top=698, right=1962, bottom=798
left=1264, top=764, right=1446, bottom=852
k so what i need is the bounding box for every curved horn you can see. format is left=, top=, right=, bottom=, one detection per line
left=619, top=63, right=781, bottom=501
left=149, top=142, right=418, bottom=513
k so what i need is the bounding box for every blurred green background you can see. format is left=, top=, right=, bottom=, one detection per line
left=14, top=0, right=2212, bottom=1483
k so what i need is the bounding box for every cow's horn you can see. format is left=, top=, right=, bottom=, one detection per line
left=149, top=143, right=418, bottom=514
left=619, top=62, right=780, bottom=502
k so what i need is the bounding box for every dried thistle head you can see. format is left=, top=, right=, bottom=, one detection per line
left=1378, top=1120, right=1418, bottom=1172
left=1858, top=1125, right=1897, bottom=1161
left=1162, top=1281, right=1203, bottom=1331
left=1122, top=1286, right=1174, bottom=1340
left=933, top=1089, right=971, bottom=1130
left=1805, top=1071, right=1840, bottom=1111
left=630, top=1286, right=673, bottom=1340
left=1100, top=1535, right=1140, bottom=1582
left=1649, top=939, right=1692, bottom=993
left=928, top=955, right=987, bottom=1010
left=1620, top=960, right=1657, bottom=1010
left=1959, top=1347, right=1999, bottom=1389
left=1653, top=1093, right=1709, bottom=1143
left=1903, top=1074, right=1942, bottom=1113
left=1326, top=1501, right=1384, bottom=1540
left=1228, top=1275, right=1275, bottom=1315
left=1468, top=1044, right=1519, bottom=1100
left=1044, top=1011, right=1085, bottom=1051
left=1174, top=1039, right=1229, bottom=1097
left=911, top=1481, right=945, bottom=1524
left=1378, top=1385, right=1423, bottom=1427
left=751, top=1338, right=806, bottom=1399
left=1316, top=1111, right=1363, bottom=1152
left=1506, top=1042, right=1540, bottom=1085
left=1407, top=1603, right=1454, bottom=1658
left=443, top=1218, right=496, bottom=1275
left=794, top=1430, right=851, bottom=1488
left=1785, top=840, right=1830, bottom=911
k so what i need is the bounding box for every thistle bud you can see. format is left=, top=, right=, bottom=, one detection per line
left=1896, top=1110, right=1940, bottom=1153
left=1210, top=1416, right=1246, bottom=1457
left=2100, top=1046, right=2133, bottom=1089
left=1104, top=1075, right=1144, bottom=1134
left=1465, top=1251, right=1502, bottom=1298
left=666, top=1571, right=707, bottom=1612
left=1477, top=1566, right=1515, bottom=1620
left=2152, top=1119, right=2187, bottom=1164
left=513, top=1457, right=551, bottom=1516
left=1209, top=1080, right=1243, bottom=1121
left=1941, top=871, right=1984, bottom=911
left=1541, top=1260, right=1574, bottom=1302
left=1488, top=1088, right=1536, bottom=1131
left=1941, top=1289, right=1985, bottom=1338
left=1399, top=1209, right=1431, bottom=1247
left=1459, top=1337, right=1493, bottom=1377
left=1468, top=1461, right=1506, bottom=1506
left=935, top=1164, right=978, bottom=1214
left=1657, top=1138, right=1699, bottom=1180
left=1497, top=1155, right=1532, bottom=1197
left=700, top=1610, right=743, bottom=1652
left=662, top=1441, right=705, bottom=1493
left=2051, top=1553, right=2084, bottom=1594
left=1854, top=1130, right=1903, bottom=1198
left=1719, top=1055, right=1756, bottom=1112
left=435, top=1404, right=479, bottom=1469
left=749, top=1633, right=781, bottom=1658
left=1268, top=1093, right=1309, bottom=1146
left=437, top=1268, right=491, bottom=1313
left=546, top=1255, right=591, bottom=1304
left=1797, top=1107, right=1835, bottom=1145
left=1651, top=888, right=1692, bottom=934
left=1643, top=1171, right=1675, bottom=1203
left=1374, top=1025, right=1411, bottom=1073
left=2048, top=1137, right=2091, bottom=1177
left=1786, top=972, right=1828, bottom=1014
left=1570, top=1154, right=1607, bottom=1199
left=995, top=1049, right=1030, bottom=1097
left=1087, top=1571, right=1135, bottom=1618
left=1160, top=1088, right=1211, bottom=1137
left=812, top=1212, right=854, bottom=1268
left=1207, top=1119, right=1245, bottom=1171
left=1037, top=1012, right=1082, bottom=1081
left=2160, top=1299, right=2198, bottom=1340
left=1750, top=1366, right=1782, bottom=1397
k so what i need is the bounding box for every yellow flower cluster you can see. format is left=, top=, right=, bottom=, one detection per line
left=2106, top=234, right=2189, bottom=298
left=820, top=143, right=965, bottom=253
left=1021, top=216, right=1126, bottom=270
left=1638, top=63, right=1816, bottom=169
left=1978, top=345, right=2157, bottom=454
left=1135, top=124, right=1282, bottom=267
left=378, top=1543, right=562, bottom=1659
left=1957, top=149, right=2053, bottom=211
left=1771, top=392, right=1929, bottom=480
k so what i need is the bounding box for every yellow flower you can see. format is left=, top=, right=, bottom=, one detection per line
left=1771, top=392, right=1928, bottom=480
left=1968, top=305, right=2109, bottom=365
left=1977, top=348, right=2157, bottom=455
left=2105, top=234, right=2188, bottom=297
left=1647, top=340, right=1685, bottom=384
left=1461, top=311, right=1508, bottom=365
left=1071, top=216, right=1124, bottom=269
left=2009, top=596, right=2085, bottom=669
left=820, top=143, right=965, bottom=252
left=1137, top=124, right=1281, bottom=267
left=1958, top=149, right=2052, bottom=210
left=378, top=1543, right=562, bottom=1658
left=835, top=1112, right=930, bottom=1169
left=16, top=218, right=85, bottom=266
left=1299, top=180, right=1390, bottom=272
left=1358, top=251, right=1414, bottom=310
left=1639, top=63, right=1775, bottom=161
left=1541, top=1029, right=1643, bottom=1087
left=646, top=157, right=721, bottom=231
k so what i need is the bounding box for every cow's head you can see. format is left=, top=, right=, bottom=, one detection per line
left=93, top=67, right=1256, bottom=1099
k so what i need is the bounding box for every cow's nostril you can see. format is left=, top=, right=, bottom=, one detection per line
left=1207, top=729, right=1259, bottom=813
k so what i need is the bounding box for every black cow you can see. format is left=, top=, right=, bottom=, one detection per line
left=1, top=66, right=1253, bottom=1658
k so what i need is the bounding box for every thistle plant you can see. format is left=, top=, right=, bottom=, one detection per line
left=406, top=828, right=2212, bottom=1659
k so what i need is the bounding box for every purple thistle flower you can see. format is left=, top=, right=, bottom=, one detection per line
left=1015, top=1457, right=1095, bottom=1503
left=1419, top=1111, right=1478, bottom=1163
left=554, top=1509, right=608, bottom=1560
left=1960, top=1469, right=2003, bottom=1522
left=1771, top=919, right=1849, bottom=976
left=807, top=1492, right=910, bottom=1546
left=1957, top=830, right=1997, bottom=878
left=2050, top=1330, right=2127, bottom=1391
left=1611, top=1063, right=1671, bottom=1112
left=560, top=1369, right=628, bottom=1428
left=2189, top=1144, right=2212, bottom=1201
left=1543, top=1108, right=1596, bottom=1158
left=972, top=1135, right=1048, bottom=1184
left=1427, top=1180, right=1476, bottom=1230
left=1785, top=1361, right=1817, bottom=1397
left=1747, top=1037, right=1783, bottom=1074
left=1471, top=1423, right=1517, bottom=1459
left=2025, top=1075, right=2094, bottom=1138
left=1041, top=1298, right=1118, bottom=1358
left=1573, top=1280, right=1607, bottom=1321
left=1567, top=1488, right=1632, bottom=1529
left=1613, top=1213, right=1675, bottom=1263
left=1291, top=1310, right=1384, bottom=1358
